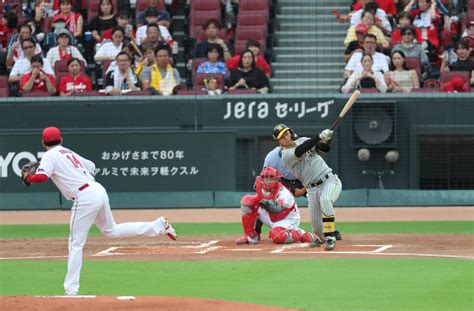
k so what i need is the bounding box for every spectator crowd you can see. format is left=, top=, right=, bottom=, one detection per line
left=0, top=0, right=273, bottom=97
left=338, top=0, right=474, bottom=93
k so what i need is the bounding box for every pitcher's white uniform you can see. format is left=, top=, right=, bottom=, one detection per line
left=29, top=127, right=176, bottom=295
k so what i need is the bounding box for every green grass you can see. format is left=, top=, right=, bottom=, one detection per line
left=0, top=221, right=473, bottom=239
left=0, top=259, right=473, bottom=310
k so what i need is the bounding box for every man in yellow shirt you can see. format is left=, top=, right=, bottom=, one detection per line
left=344, top=11, right=389, bottom=49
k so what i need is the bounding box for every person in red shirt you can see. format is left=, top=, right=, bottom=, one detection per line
left=53, top=0, right=84, bottom=40
left=20, top=55, right=57, bottom=95
left=0, top=11, right=17, bottom=51
left=391, top=11, right=424, bottom=46
left=226, top=40, right=271, bottom=78
left=58, top=57, right=92, bottom=96
left=353, top=0, right=397, bottom=18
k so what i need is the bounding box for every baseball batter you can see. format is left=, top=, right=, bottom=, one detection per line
left=23, top=127, right=178, bottom=295
left=236, top=166, right=314, bottom=245
left=263, top=146, right=342, bottom=241
left=273, top=124, right=342, bottom=250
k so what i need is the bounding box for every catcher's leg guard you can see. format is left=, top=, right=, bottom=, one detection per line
left=300, top=232, right=314, bottom=243
left=240, top=195, right=259, bottom=238
left=322, top=215, right=336, bottom=238
left=269, top=226, right=292, bottom=244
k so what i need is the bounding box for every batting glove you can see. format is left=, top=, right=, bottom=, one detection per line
left=319, top=129, right=333, bottom=143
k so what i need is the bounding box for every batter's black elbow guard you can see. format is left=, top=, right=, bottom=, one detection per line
left=295, top=135, right=321, bottom=157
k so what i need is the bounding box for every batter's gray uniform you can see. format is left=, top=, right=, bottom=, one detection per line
left=281, top=137, right=342, bottom=241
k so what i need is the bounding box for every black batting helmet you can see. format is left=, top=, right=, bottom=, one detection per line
left=272, top=124, right=297, bottom=140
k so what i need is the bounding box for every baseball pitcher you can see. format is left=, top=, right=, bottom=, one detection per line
left=22, top=127, right=178, bottom=296
left=236, top=166, right=314, bottom=245
left=273, top=124, right=342, bottom=251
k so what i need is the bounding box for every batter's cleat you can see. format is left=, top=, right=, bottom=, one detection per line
left=309, top=237, right=324, bottom=248
left=159, top=217, right=178, bottom=240
left=325, top=237, right=336, bottom=251
left=235, top=235, right=258, bottom=245
left=335, top=230, right=342, bottom=241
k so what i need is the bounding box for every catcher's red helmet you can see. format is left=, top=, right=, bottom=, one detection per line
left=256, top=166, right=282, bottom=198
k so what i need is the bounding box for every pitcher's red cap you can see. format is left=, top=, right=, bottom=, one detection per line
left=42, top=127, right=62, bottom=142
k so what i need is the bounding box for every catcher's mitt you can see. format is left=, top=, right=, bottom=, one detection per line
left=21, top=162, right=39, bottom=187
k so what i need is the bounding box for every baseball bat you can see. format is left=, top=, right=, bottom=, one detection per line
left=330, top=90, right=360, bottom=130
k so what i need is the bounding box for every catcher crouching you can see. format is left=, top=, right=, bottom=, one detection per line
left=235, top=166, right=314, bottom=245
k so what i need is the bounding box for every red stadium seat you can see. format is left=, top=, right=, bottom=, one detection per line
left=189, top=11, right=221, bottom=39
left=239, top=0, right=269, bottom=12
left=194, top=73, right=225, bottom=91
left=124, top=90, right=153, bottom=96
left=55, top=59, right=85, bottom=77
left=101, top=60, right=113, bottom=86
left=412, top=87, right=440, bottom=92
left=191, top=58, right=207, bottom=84
left=0, top=76, right=9, bottom=97
left=195, top=28, right=227, bottom=41
left=237, top=11, right=269, bottom=28
left=191, top=0, right=221, bottom=11
left=22, top=91, right=53, bottom=97
left=175, top=89, right=208, bottom=95
left=227, top=89, right=258, bottom=94
left=405, top=57, right=422, bottom=77
left=440, top=71, right=471, bottom=91
left=136, top=0, right=165, bottom=12
left=358, top=88, right=381, bottom=93
left=234, top=27, right=267, bottom=55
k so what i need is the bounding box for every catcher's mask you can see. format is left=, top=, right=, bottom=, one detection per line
left=256, top=166, right=282, bottom=198
left=272, top=124, right=297, bottom=141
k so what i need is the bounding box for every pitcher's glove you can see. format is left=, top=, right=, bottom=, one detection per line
left=21, top=162, right=39, bottom=187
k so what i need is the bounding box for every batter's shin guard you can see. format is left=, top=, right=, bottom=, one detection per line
left=322, top=215, right=336, bottom=238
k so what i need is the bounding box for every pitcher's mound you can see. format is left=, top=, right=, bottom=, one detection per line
left=0, top=296, right=295, bottom=311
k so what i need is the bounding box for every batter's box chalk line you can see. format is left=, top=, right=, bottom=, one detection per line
left=92, top=240, right=221, bottom=257
left=272, top=244, right=393, bottom=254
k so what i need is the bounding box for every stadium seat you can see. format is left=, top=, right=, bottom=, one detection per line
left=239, top=0, right=269, bottom=12
left=191, top=58, right=207, bottom=84
left=237, top=11, right=269, bottom=28
left=358, top=88, right=381, bottom=93
left=405, top=57, right=422, bottom=77
left=423, top=79, right=441, bottom=88
left=0, top=76, right=9, bottom=97
left=55, top=59, right=85, bottom=77
left=189, top=11, right=221, bottom=39
left=124, top=90, right=153, bottom=96
left=101, top=60, right=113, bottom=86
left=194, top=73, right=225, bottom=91
left=22, top=91, right=53, bottom=97
left=412, top=87, right=440, bottom=92
left=175, top=89, right=208, bottom=95
left=227, top=89, right=258, bottom=94
left=195, top=28, right=227, bottom=41
left=234, top=27, right=267, bottom=55
left=440, top=71, right=471, bottom=91
left=74, top=91, right=101, bottom=96
left=136, top=0, right=165, bottom=13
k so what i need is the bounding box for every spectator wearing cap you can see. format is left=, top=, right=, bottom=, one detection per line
left=192, top=18, right=232, bottom=60
left=136, top=0, right=171, bottom=28
left=136, top=7, right=173, bottom=46
left=46, top=29, right=86, bottom=68
left=344, top=34, right=389, bottom=78
left=344, top=11, right=389, bottom=49
left=58, top=57, right=92, bottom=96
left=102, top=11, right=136, bottom=43
left=392, top=25, right=428, bottom=67
left=20, top=54, right=57, bottom=95
left=6, top=24, right=43, bottom=69
left=344, top=24, right=368, bottom=63
left=226, top=40, right=272, bottom=78
left=390, top=11, right=423, bottom=46
left=9, top=38, right=54, bottom=83
left=52, top=0, right=84, bottom=39
left=94, top=26, right=124, bottom=62
left=350, top=1, right=392, bottom=35
left=440, top=40, right=474, bottom=85
left=90, top=0, right=117, bottom=44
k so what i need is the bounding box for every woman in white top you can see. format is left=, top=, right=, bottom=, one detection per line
left=94, top=26, right=124, bottom=62
left=341, top=53, right=387, bottom=93
left=46, top=29, right=87, bottom=68
left=385, top=50, right=419, bottom=93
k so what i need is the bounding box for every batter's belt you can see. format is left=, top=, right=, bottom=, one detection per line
left=306, top=172, right=333, bottom=189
